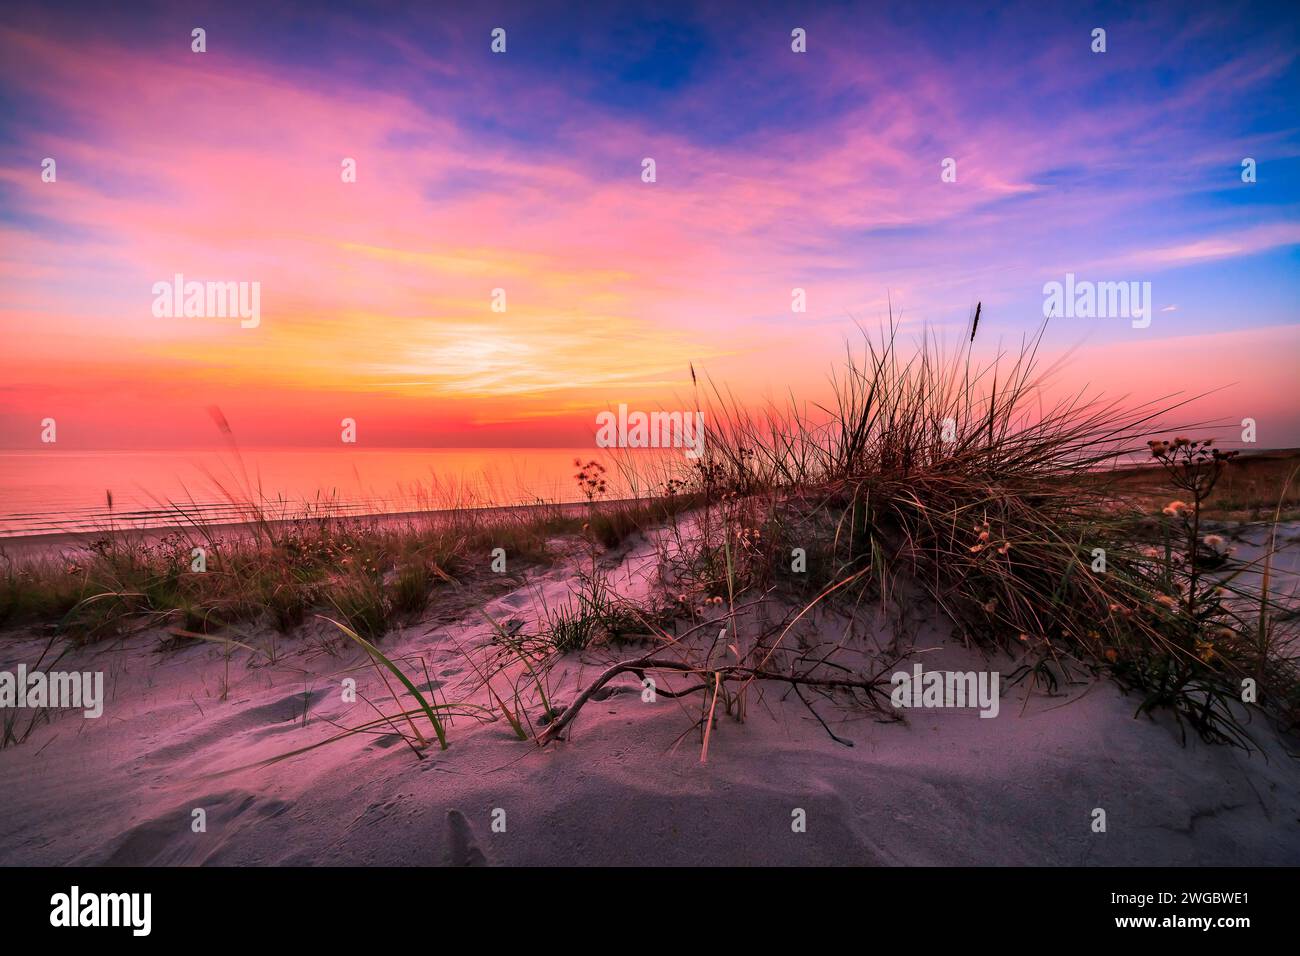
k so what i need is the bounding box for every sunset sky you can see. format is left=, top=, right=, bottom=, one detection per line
left=1, top=0, right=1297, bottom=449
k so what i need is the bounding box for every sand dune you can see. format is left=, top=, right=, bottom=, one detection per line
left=1, top=522, right=1297, bottom=867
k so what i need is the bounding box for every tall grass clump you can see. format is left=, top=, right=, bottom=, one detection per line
left=667, top=318, right=1298, bottom=744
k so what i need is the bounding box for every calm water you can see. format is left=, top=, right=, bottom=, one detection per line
left=0, top=448, right=684, bottom=537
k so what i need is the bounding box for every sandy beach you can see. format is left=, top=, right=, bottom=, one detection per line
left=3, top=516, right=1297, bottom=866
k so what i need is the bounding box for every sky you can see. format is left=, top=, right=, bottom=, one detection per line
left=1, top=0, right=1297, bottom=449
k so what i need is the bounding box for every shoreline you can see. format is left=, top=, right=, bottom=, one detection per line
left=0, top=497, right=644, bottom=559
left=5, top=444, right=1295, bottom=538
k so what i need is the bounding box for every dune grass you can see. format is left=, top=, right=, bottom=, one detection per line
left=644, top=321, right=1300, bottom=744
left=0, top=477, right=704, bottom=646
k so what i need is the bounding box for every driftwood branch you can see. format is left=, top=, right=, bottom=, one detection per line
left=536, top=654, right=892, bottom=744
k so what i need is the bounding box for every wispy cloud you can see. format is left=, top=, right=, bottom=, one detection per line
left=1, top=3, right=1297, bottom=446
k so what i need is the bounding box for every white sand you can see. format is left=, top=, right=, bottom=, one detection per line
left=1, top=526, right=1298, bottom=866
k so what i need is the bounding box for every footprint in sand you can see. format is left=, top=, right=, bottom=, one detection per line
left=444, top=809, right=488, bottom=866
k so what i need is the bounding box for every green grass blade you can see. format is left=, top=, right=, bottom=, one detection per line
left=320, top=615, right=447, bottom=749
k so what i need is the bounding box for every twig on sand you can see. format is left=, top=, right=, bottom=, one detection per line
left=535, top=653, right=893, bottom=746
left=792, top=682, right=854, bottom=747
